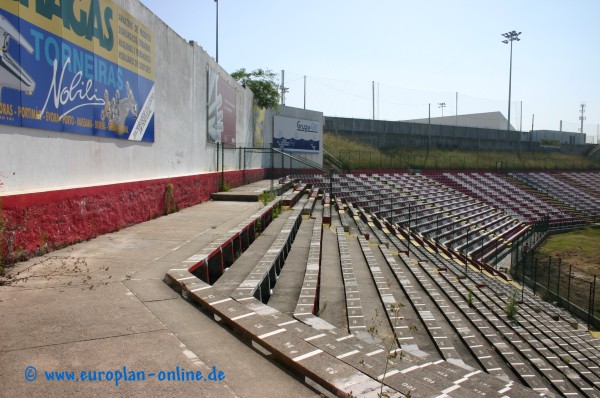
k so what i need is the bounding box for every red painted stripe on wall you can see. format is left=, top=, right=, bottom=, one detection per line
left=0, top=169, right=266, bottom=264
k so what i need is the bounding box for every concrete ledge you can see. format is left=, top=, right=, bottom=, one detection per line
left=211, top=192, right=263, bottom=202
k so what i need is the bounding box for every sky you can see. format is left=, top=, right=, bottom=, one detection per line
left=139, top=0, right=600, bottom=139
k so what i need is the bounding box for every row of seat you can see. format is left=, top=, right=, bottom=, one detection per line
left=511, top=172, right=600, bottom=218
left=329, top=201, right=553, bottom=395
left=231, top=197, right=308, bottom=303
left=561, top=172, right=600, bottom=196
left=432, top=172, right=570, bottom=224
left=182, top=198, right=280, bottom=284
left=336, top=173, right=526, bottom=263
left=165, top=200, right=544, bottom=397
left=346, top=196, right=598, bottom=396
left=367, top=208, right=576, bottom=394
left=389, top=219, right=600, bottom=396
left=293, top=213, right=324, bottom=319
left=336, top=227, right=369, bottom=337
left=166, top=174, right=598, bottom=396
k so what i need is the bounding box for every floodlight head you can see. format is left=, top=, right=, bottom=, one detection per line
left=502, top=30, right=522, bottom=43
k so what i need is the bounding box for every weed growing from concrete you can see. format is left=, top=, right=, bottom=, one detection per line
left=467, top=288, right=474, bottom=307
left=220, top=181, right=231, bottom=192
left=505, top=290, right=519, bottom=320
left=165, top=184, right=178, bottom=215
left=366, top=302, right=412, bottom=397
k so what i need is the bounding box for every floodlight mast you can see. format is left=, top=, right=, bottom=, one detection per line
left=215, top=0, right=219, bottom=63
left=438, top=102, right=446, bottom=117
left=502, top=30, right=521, bottom=132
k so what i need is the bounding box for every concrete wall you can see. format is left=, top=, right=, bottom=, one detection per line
left=524, top=130, right=587, bottom=145
left=0, top=0, right=259, bottom=195
left=0, top=0, right=266, bottom=263
left=325, top=116, right=520, bottom=152
left=325, top=116, right=594, bottom=154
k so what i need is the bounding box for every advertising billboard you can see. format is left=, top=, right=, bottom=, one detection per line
left=253, top=103, right=265, bottom=147
left=273, top=116, right=320, bottom=153
left=207, top=68, right=236, bottom=146
left=0, top=1, right=155, bottom=142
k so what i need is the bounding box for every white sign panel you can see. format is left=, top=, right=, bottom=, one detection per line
left=273, top=116, right=320, bottom=153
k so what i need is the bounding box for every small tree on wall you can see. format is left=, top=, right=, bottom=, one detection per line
left=231, top=68, right=280, bottom=109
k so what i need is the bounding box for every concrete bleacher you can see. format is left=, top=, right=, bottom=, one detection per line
left=231, top=197, right=307, bottom=303
left=511, top=172, right=600, bottom=222
left=380, top=245, right=514, bottom=382
left=166, top=253, right=540, bottom=397
left=429, top=172, right=573, bottom=225
left=326, top=173, right=529, bottom=265
left=560, top=172, right=600, bottom=197
left=161, top=172, right=600, bottom=397
left=405, top=226, right=600, bottom=396
left=184, top=198, right=281, bottom=284
left=336, top=227, right=369, bottom=337
left=291, top=209, right=324, bottom=319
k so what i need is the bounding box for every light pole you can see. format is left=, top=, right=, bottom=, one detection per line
left=438, top=102, right=446, bottom=117
left=215, top=0, right=219, bottom=63
left=502, top=30, right=521, bottom=131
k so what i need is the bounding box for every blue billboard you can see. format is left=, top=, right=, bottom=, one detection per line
left=0, top=1, right=155, bottom=142
left=273, top=115, right=320, bottom=153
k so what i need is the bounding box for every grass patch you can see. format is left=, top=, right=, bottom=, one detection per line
left=324, top=132, right=600, bottom=171
left=538, top=228, right=600, bottom=268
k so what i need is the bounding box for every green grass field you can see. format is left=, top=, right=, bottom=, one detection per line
left=538, top=228, right=600, bottom=271
left=324, top=132, right=600, bottom=171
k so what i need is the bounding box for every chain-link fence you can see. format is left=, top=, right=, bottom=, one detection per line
left=513, top=252, right=599, bottom=329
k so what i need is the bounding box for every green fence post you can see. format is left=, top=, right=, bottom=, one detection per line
left=557, top=259, right=561, bottom=304
left=593, top=275, right=597, bottom=327
left=567, top=264, right=572, bottom=311
left=547, top=256, right=552, bottom=293
left=533, top=257, right=538, bottom=295
left=521, top=251, right=526, bottom=302
left=589, top=281, right=594, bottom=331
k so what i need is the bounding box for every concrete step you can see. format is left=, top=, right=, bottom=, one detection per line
left=210, top=205, right=297, bottom=295
left=269, top=218, right=315, bottom=315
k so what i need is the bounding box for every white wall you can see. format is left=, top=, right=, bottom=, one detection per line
left=0, top=0, right=257, bottom=195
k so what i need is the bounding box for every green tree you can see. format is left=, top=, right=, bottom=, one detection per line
left=231, top=68, right=280, bottom=109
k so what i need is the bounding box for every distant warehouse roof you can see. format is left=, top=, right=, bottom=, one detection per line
left=405, top=111, right=516, bottom=131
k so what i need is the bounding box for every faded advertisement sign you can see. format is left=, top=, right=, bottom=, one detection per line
left=207, top=68, right=236, bottom=146
left=273, top=115, right=320, bottom=153
left=0, top=0, right=155, bottom=142
left=253, top=104, right=265, bottom=147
